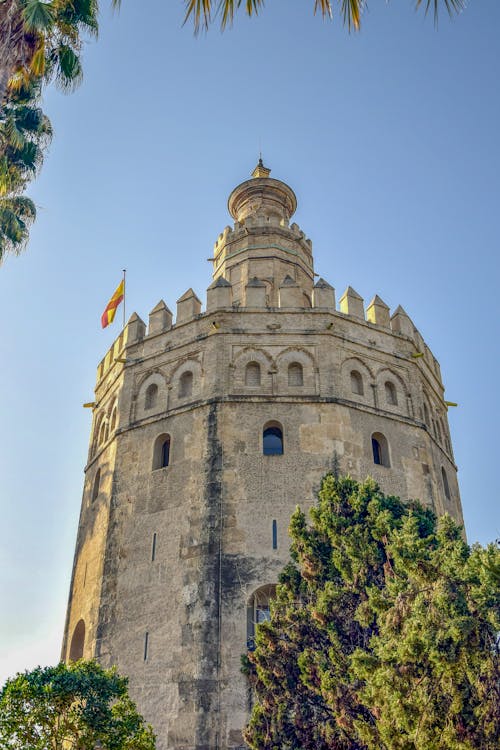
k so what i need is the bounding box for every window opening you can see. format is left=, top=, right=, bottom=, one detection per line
left=372, top=432, right=390, bottom=467
left=263, top=422, right=283, bottom=456
left=91, top=469, right=100, bottom=503
left=350, top=370, right=364, bottom=395
left=245, top=361, right=261, bottom=387
left=385, top=381, right=397, bottom=405
left=272, top=520, right=277, bottom=550
left=179, top=371, right=193, bottom=398
left=288, top=362, right=303, bottom=386
left=144, top=632, right=149, bottom=661
left=442, top=467, right=451, bottom=500
left=151, top=532, right=157, bottom=562
left=145, top=383, right=158, bottom=410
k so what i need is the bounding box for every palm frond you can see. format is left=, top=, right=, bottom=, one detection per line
left=0, top=195, right=36, bottom=262
left=416, top=0, right=466, bottom=24
left=22, top=0, right=55, bottom=32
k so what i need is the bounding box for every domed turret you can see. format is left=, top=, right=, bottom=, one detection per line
left=227, top=159, right=297, bottom=224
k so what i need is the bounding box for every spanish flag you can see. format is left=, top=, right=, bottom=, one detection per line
left=101, top=279, right=124, bottom=328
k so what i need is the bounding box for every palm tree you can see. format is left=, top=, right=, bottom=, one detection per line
left=184, top=0, right=465, bottom=33
left=0, top=80, right=52, bottom=261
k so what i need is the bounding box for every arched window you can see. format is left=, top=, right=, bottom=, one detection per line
left=109, top=406, right=117, bottom=432
left=385, top=381, right=397, bottom=405
left=288, top=362, right=303, bottom=386
left=145, top=383, right=158, bottom=410
left=263, top=422, right=283, bottom=456
left=423, top=403, right=430, bottom=426
left=372, top=432, right=390, bottom=467
left=98, top=419, right=107, bottom=446
left=350, top=370, right=364, bottom=395
left=245, top=361, right=261, bottom=387
left=179, top=371, right=193, bottom=398
left=69, top=619, right=85, bottom=661
left=91, top=469, right=101, bottom=503
left=247, top=584, right=276, bottom=650
left=153, top=433, right=171, bottom=470
left=442, top=467, right=451, bottom=500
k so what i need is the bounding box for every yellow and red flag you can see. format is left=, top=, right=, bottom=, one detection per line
left=101, top=279, right=124, bottom=328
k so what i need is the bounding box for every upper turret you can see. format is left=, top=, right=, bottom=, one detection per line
left=213, top=161, right=314, bottom=307
left=227, top=158, right=298, bottom=224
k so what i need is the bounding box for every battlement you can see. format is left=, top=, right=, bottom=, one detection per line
left=95, top=278, right=442, bottom=388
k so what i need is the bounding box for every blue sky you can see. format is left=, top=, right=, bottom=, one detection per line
left=0, top=0, right=499, bottom=685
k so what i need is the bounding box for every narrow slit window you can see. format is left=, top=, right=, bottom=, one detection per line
left=272, top=520, right=277, bottom=550
left=91, top=469, right=101, bottom=503
left=144, top=632, right=149, bottom=661
left=442, top=467, right=451, bottom=500
left=151, top=532, right=157, bottom=562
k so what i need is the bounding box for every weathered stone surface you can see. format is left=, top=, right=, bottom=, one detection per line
left=62, top=164, right=463, bottom=750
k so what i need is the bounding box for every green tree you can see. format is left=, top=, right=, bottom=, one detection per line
left=244, top=475, right=500, bottom=750
left=0, top=659, right=156, bottom=750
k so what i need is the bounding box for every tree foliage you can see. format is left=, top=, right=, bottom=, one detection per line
left=184, top=0, right=466, bottom=34
left=0, top=659, right=156, bottom=750
left=244, top=475, right=500, bottom=750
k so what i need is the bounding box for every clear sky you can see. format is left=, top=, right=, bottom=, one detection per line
left=0, top=0, right=499, bottom=687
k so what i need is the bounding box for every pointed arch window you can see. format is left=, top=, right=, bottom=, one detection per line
left=372, top=432, right=390, bottom=467
left=263, top=422, right=284, bottom=456
left=179, top=371, right=193, bottom=398
left=350, top=370, right=364, bottom=395
left=288, top=362, right=303, bottom=386
left=145, top=383, right=158, bottom=410
left=245, top=361, right=261, bottom=387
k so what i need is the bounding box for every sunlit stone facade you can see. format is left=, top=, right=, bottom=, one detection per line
left=62, top=163, right=463, bottom=750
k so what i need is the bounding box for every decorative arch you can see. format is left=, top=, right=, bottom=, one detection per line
left=136, top=371, right=167, bottom=420
left=232, top=347, right=274, bottom=394
left=170, top=358, right=202, bottom=404
left=69, top=619, right=85, bottom=661
left=376, top=367, right=408, bottom=414
left=341, top=357, right=373, bottom=402
left=276, top=347, right=316, bottom=393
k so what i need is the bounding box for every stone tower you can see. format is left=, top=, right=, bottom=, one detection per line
left=62, top=163, right=463, bottom=750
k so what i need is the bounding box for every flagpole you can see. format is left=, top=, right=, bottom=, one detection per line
left=122, top=269, right=126, bottom=329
